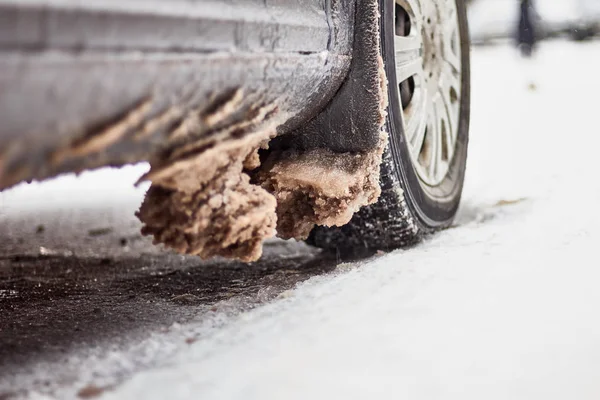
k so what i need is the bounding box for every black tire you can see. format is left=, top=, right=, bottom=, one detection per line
left=309, top=0, right=471, bottom=252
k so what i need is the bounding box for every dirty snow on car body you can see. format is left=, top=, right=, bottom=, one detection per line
left=102, top=40, right=600, bottom=400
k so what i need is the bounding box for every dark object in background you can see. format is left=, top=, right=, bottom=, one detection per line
left=517, top=0, right=537, bottom=57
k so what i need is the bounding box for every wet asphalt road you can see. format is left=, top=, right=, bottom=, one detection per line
left=0, top=166, right=343, bottom=398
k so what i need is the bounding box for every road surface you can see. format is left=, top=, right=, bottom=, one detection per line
left=1, top=40, right=600, bottom=399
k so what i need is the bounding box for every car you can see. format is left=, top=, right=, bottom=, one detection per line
left=0, top=0, right=470, bottom=261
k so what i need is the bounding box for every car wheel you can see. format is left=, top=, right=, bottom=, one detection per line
left=309, top=0, right=471, bottom=251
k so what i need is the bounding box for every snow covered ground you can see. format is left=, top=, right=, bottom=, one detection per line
left=3, top=40, right=600, bottom=399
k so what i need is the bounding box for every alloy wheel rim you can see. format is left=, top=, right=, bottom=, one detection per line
left=393, top=0, right=462, bottom=187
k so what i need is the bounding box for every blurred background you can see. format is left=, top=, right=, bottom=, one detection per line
left=469, top=0, right=600, bottom=44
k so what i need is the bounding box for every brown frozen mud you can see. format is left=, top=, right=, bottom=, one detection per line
left=137, top=127, right=388, bottom=262
left=256, top=133, right=387, bottom=240
left=137, top=29, right=389, bottom=261
left=136, top=127, right=278, bottom=263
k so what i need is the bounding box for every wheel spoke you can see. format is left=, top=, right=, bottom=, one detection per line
left=405, top=85, right=427, bottom=142
left=438, top=0, right=458, bottom=30
left=438, top=63, right=461, bottom=143
left=411, top=124, right=427, bottom=162
left=439, top=63, right=462, bottom=97
left=394, top=35, right=422, bottom=53
left=428, top=97, right=442, bottom=179
left=435, top=95, right=452, bottom=164
left=393, top=34, right=423, bottom=84
left=408, top=100, right=428, bottom=160
left=443, top=97, right=458, bottom=146
left=431, top=95, right=447, bottom=179
left=443, top=42, right=461, bottom=74
left=441, top=0, right=458, bottom=20
left=441, top=8, right=461, bottom=73
left=395, top=58, right=422, bottom=85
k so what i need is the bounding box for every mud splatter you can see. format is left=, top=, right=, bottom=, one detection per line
left=167, top=88, right=245, bottom=142
left=61, top=97, right=153, bottom=160
left=494, top=198, right=528, bottom=207
left=202, top=88, right=245, bottom=127
left=167, top=102, right=278, bottom=162
left=134, top=105, right=185, bottom=141
left=77, top=384, right=106, bottom=398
